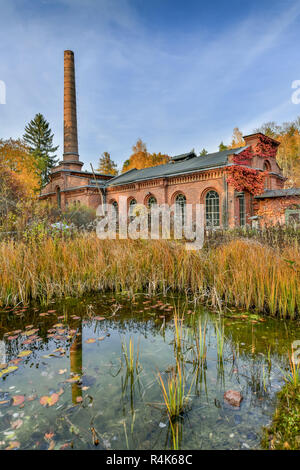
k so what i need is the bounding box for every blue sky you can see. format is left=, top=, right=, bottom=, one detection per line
left=1, top=0, right=300, bottom=171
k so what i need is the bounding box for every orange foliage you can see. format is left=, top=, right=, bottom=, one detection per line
left=226, top=166, right=267, bottom=195
left=122, top=139, right=170, bottom=173
left=0, top=139, right=41, bottom=196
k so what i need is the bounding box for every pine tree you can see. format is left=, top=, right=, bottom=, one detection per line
left=219, top=141, right=228, bottom=151
left=199, top=148, right=208, bottom=156
left=23, top=113, right=59, bottom=186
left=97, top=152, right=118, bottom=175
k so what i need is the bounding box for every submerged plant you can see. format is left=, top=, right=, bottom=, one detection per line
left=215, top=321, right=225, bottom=363
left=157, top=360, right=192, bottom=420
left=283, top=350, right=300, bottom=388
left=122, top=337, right=140, bottom=376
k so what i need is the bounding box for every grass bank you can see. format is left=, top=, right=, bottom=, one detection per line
left=0, top=235, right=299, bottom=318
left=262, top=382, right=300, bottom=450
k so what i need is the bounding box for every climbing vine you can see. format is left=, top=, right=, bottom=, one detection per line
left=226, top=166, right=267, bottom=195
left=253, top=135, right=278, bottom=158
left=232, top=147, right=253, bottom=165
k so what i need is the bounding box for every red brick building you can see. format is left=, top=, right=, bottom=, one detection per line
left=40, top=51, right=300, bottom=227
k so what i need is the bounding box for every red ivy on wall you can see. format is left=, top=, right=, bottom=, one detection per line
left=226, top=166, right=267, bottom=195
left=253, top=135, right=278, bottom=158
left=232, top=147, right=253, bottom=165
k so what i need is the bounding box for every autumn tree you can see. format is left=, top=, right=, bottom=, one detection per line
left=228, top=127, right=245, bottom=149
left=122, top=139, right=170, bottom=173
left=97, top=152, right=118, bottom=176
left=255, top=117, right=300, bottom=187
left=23, top=113, right=59, bottom=186
left=0, top=139, right=41, bottom=221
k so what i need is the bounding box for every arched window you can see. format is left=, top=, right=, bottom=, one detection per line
left=129, top=198, right=137, bottom=218
left=147, top=196, right=157, bottom=230
left=111, top=201, right=119, bottom=230
left=56, top=187, right=61, bottom=209
left=147, top=196, right=157, bottom=209
left=175, top=194, right=186, bottom=224
left=112, top=200, right=118, bottom=214
left=205, top=190, right=219, bottom=228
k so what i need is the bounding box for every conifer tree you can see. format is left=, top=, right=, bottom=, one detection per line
left=97, top=151, right=118, bottom=175
left=23, top=113, right=58, bottom=186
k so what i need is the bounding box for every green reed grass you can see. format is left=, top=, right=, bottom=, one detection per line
left=0, top=235, right=299, bottom=318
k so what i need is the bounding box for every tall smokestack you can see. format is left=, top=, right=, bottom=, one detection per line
left=63, top=50, right=79, bottom=162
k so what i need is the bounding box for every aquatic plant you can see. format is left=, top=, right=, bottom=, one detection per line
left=215, top=321, right=225, bottom=363
left=262, top=381, right=300, bottom=450
left=122, top=337, right=140, bottom=376
left=157, top=360, right=192, bottom=420
left=0, top=235, right=299, bottom=318
left=194, top=319, right=207, bottom=364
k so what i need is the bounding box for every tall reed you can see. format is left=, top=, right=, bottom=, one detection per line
left=0, top=235, right=299, bottom=318
left=157, top=360, right=190, bottom=420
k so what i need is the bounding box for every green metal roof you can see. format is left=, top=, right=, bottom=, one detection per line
left=106, top=147, right=244, bottom=187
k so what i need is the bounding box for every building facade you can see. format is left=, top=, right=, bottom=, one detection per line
left=40, top=51, right=300, bottom=227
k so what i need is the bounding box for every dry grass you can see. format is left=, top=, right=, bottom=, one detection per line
left=0, top=234, right=299, bottom=318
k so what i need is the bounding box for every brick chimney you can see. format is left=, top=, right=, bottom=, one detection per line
left=63, top=50, right=83, bottom=169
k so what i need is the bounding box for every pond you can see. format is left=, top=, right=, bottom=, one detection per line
left=0, top=294, right=299, bottom=450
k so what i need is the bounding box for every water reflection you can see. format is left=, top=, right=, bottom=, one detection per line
left=0, top=295, right=299, bottom=450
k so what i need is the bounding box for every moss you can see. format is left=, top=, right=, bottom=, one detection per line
left=262, top=383, right=300, bottom=450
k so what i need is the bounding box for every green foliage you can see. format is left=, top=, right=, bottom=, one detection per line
left=218, top=141, right=228, bottom=151
left=262, top=383, right=300, bottom=450
left=23, top=113, right=59, bottom=186
left=62, top=204, right=96, bottom=230
left=97, top=151, right=118, bottom=176
left=199, top=148, right=208, bottom=156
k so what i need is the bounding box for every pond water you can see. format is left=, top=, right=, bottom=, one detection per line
left=0, top=294, right=299, bottom=450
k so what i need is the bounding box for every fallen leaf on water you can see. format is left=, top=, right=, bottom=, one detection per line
left=58, top=388, right=64, bottom=396
left=48, top=440, right=55, bottom=450
left=0, top=363, right=8, bottom=369
left=98, top=336, right=105, bottom=341
left=94, top=316, right=105, bottom=321
left=11, top=419, right=23, bottom=429
left=82, top=386, right=89, bottom=391
left=76, top=397, right=83, bottom=403
left=65, top=375, right=81, bottom=383
left=44, top=432, right=54, bottom=441
left=7, top=335, right=18, bottom=341
left=60, top=443, right=71, bottom=450
left=5, top=441, right=20, bottom=450
left=58, top=369, right=67, bottom=375
left=18, top=350, right=32, bottom=358
left=39, top=393, right=59, bottom=407
left=26, top=394, right=37, bottom=401
left=0, top=365, right=18, bottom=378
left=85, top=338, right=96, bottom=344
left=0, top=400, right=9, bottom=405
left=12, top=395, right=25, bottom=406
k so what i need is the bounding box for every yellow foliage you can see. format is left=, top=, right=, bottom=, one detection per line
left=0, top=138, right=41, bottom=196
left=122, top=139, right=170, bottom=173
